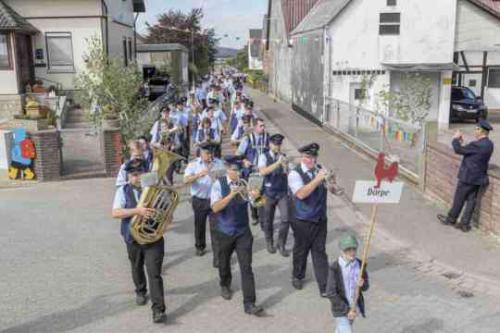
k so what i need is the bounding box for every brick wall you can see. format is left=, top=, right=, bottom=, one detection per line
left=425, top=141, right=500, bottom=234
left=30, top=129, right=62, bottom=181
left=101, top=128, right=123, bottom=177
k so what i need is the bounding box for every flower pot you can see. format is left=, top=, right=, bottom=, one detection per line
left=102, top=118, right=120, bottom=129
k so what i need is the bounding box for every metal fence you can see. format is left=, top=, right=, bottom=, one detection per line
left=323, top=97, right=425, bottom=177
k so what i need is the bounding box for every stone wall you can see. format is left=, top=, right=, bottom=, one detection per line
left=0, top=95, right=23, bottom=121
left=425, top=141, right=500, bottom=234
left=30, top=129, right=62, bottom=181
left=101, top=128, right=123, bottom=177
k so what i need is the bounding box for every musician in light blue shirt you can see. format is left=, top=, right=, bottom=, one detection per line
left=184, top=142, right=224, bottom=262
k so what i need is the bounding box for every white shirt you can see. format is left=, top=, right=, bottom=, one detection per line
left=210, top=176, right=233, bottom=207
left=112, top=184, right=141, bottom=209
left=288, top=162, right=316, bottom=195
left=185, top=158, right=224, bottom=199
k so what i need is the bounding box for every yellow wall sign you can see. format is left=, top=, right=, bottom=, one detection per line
left=442, top=78, right=452, bottom=85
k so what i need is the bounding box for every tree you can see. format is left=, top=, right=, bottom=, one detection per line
left=227, top=46, right=248, bottom=71
left=145, top=8, right=219, bottom=80
left=376, top=73, right=432, bottom=126
left=75, top=36, right=150, bottom=152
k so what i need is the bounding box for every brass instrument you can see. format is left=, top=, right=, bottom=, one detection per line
left=316, top=166, right=345, bottom=196
left=130, top=147, right=184, bottom=244
left=229, top=173, right=267, bottom=207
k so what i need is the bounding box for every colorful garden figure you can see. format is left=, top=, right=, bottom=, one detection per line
left=8, top=128, right=36, bottom=180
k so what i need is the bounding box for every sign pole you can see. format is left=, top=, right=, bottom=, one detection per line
left=350, top=203, right=378, bottom=313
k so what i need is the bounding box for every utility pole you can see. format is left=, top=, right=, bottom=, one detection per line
left=191, top=28, right=196, bottom=89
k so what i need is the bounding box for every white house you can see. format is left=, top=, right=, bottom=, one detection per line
left=0, top=0, right=145, bottom=120
left=289, top=0, right=500, bottom=128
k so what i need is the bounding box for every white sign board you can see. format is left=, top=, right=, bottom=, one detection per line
left=352, top=181, right=404, bottom=204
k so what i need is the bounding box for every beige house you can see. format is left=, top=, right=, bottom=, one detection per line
left=0, top=0, right=145, bottom=121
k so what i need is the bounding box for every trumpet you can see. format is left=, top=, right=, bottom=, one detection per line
left=316, top=166, right=345, bottom=196
left=229, top=176, right=266, bottom=208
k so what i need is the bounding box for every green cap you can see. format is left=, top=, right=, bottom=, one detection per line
left=339, top=235, right=359, bottom=251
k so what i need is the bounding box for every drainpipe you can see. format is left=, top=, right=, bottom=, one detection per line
left=323, top=26, right=332, bottom=124
left=101, top=0, right=109, bottom=57
left=134, top=13, right=139, bottom=60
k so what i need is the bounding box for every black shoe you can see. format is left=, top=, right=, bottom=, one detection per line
left=221, top=286, right=233, bottom=300
left=437, top=214, right=455, bottom=226
left=152, top=311, right=167, bottom=324
left=292, top=278, right=303, bottom=290
left=278, top=244, right=290, bottom=257
left=251, top=218, right=259, bottom=226
left=455, top=223, right=471, bottom=232
left=244, top=303, right=264, bottom=316
left=266, top=241, right=276, bottom=254
left=196, top=248, right=206, bottom=256
left=135, top=294, right=147, bottom=306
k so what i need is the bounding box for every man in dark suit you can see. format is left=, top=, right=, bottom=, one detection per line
left=437, top=119, right=494, bottom=232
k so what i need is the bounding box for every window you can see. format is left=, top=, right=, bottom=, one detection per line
left=123, top=38, right=128, bottom=66
left=0, top=33, right=12, bottom=69
left=387, top=0, right=397, bottom=6
left=379, top=13, right=400, bottom=35
left=488, top=68, right=500, bottom=88
left=46, top=32, right=74, bottom=72
left=354, top=88, right=366, bottom=100
left=469, top=79, right=476, bottom=87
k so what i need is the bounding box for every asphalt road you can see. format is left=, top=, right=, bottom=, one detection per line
left=1, top=173, right=500, bottom=332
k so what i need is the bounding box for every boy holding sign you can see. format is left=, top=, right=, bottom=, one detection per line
left=325, top=235, right=369, bottom=333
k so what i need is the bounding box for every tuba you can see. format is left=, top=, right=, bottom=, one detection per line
left=129, top=147, right=184, bottom=245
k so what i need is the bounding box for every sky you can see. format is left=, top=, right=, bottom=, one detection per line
left=137, top=0, right=269, bottom=50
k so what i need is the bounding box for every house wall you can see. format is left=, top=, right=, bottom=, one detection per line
left=6, top=0, right=136, bottom=91
left=326, top=0, right=456, bottom=118
left=107, top=22, right=135, bottom=62
left=268, top=0, right=293, bottom=103
left=455, top=0, right=500, bottom=51
left=291, top=30, right=324, bottom=119
left=455, top=0, right=500, bottom=109
left=29, top=18, right=102, bottom=90
left=105, top=0, right=136, bottom=62
left=5, top=0, right=101, bottom=17
left=379, top=0, right=457, bottom=64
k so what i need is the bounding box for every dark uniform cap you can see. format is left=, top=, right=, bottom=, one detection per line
left=478, top=119, right=493, bottom=132
left=180, top=96, right=188, bottom=103
left=241, top=114, right=253, bottom=123
left=224, top=155, right=244, bottom=169
left=199, top=141, right=216, bottom=153
left=245, top=100, right=254, bottom=108
left=209, top=98, right=219, bottom=104
left=125, top=158, right=148, bottom=173
left=270, top=133, right=285, bottom=145
left=298, top=142, right=320, bottom=156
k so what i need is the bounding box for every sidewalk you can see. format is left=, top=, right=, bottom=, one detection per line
left=247, top=87, right=500, bottom=295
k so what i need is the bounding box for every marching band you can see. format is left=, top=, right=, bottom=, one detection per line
left=111, top=70, right=360, bottom=326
